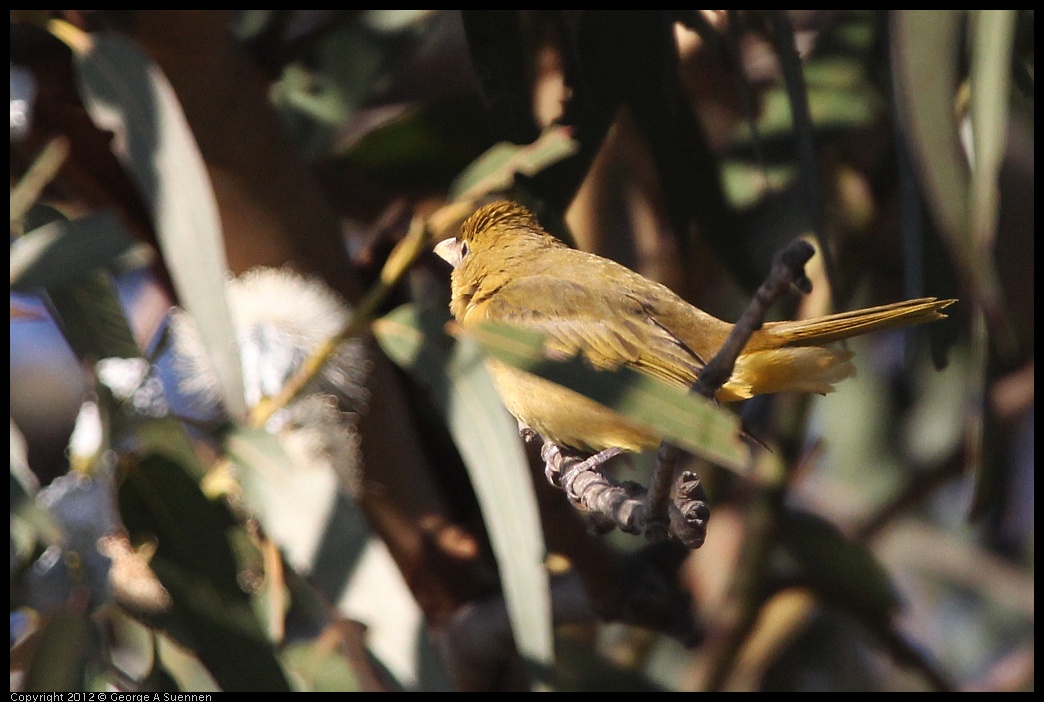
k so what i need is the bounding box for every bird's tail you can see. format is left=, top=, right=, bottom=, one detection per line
left=760, top=297, right=955, bottom=348
left=718, top=297, right=955, bottom=402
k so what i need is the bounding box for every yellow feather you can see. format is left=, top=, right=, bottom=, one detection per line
left=436, top=201, right=957, bottom=453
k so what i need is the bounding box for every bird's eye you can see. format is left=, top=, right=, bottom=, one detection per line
left=460, top=241, right=470, bottom=259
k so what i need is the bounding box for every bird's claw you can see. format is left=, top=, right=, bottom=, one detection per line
left=540, top=440, right=565, bottom=486
left=559, top=447, right=624, bottom=501
left=518, top=420, right=540, bottom=445
left=671, top=471, right=710, bottom=549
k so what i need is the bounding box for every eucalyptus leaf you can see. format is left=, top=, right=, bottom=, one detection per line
left=780, top=509, right=900, bottom=621
left=10, top=418, right=63, bottom=555
left=45, top=271, right=142, bottom=362
left=10, top=210, right=137, bottom=292
left=13, top=207, right=141, bottom=362
left=225, top=425, right=341, bottom=576
left=890, top=11, right=1004, bottom=314
left=449, top=125, right=579, bottom=201
left=890, top=12, right=968, bottom=240
left=373, top=303, right=554, bottom=679
left=70, top=31, right=246, bottom=417
left=968, top=10, right=1016, bottom=252
left=462, top=320, right=750, bottom=473
left=966, top=11, right=1018, bottom=519
left=281, top=638, right=361, bottom=692
left=22, top=609, right=97, bottom=692
left=118, top=452, right=291, bottom=691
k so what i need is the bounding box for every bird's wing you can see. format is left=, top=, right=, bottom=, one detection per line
left=474, top=274, right=705, bottom=389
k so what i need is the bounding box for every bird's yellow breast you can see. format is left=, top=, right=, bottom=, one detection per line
left=483, top=358, right=663, bottom=454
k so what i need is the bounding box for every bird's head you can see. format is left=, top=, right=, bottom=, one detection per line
left=434, top=200, right=546, bottom=269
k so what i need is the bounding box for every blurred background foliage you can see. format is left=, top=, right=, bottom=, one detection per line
left=10, top=10, right=1033, bottom=692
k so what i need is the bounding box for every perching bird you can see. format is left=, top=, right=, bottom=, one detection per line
left=434, top=200, right=954, bottom=455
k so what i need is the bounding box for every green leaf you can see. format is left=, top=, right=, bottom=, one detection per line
left=335, top=99, right=494, bottom=188
left=22, top=609, right=98, bottom=692
left=71, top=31, right=246, bottom=417
left=890, top=12, right=968, bottom=241
left=968, top=10, right=1016, bottom=251
left=553, top=637, right=667, bottom=692
left=118, top=452, right=291, bottom=691
left=224, top=425, right=345, bottom=576
left=10, top=418, right=62, bottom=549
left=890, top=10, right=1004, bottom=315
left=281, top=637, right=361, bottom=692
left=14, top=207, right=140, bottom=363
left=10, top=210, right=137, bottom=292
left=45, top=271, right=143, bottom=362
left=462, top=319, right=750, bottom=473
left=373, top=303, right=555, bottom=679
left=892, top=10, right=1017, bottom=520
left=449, top=125, right=580, bottom=201
left=780, top=509, right=900, bottom=621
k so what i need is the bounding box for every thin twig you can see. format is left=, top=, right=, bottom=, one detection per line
left=694, top=238, right=814, bottom=398
left=250, top=201, right=474, bottom=428
left=643, top=239, right=815, bottom=543
left=766, top=10, right=840, bottom=313
left=10, top=136, right=71, bottom=231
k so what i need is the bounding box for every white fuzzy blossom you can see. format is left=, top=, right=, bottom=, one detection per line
left=171, top=267, right=370, bottom=414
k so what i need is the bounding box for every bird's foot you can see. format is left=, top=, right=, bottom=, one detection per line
left=540, top=441, right=623, bottom=496
left=669, top=471, right=710, bottom=549
left=540, top=440, right=566, bottom=486
left=558, top=447, right=625, bottom=502
left=540, top=440, right=708, bottom=548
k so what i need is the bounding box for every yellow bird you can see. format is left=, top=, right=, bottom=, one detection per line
left=435, top=200, right=955, bottom=455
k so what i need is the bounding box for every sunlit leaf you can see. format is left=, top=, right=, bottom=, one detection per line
left=890, top=11, right=1004, bottom=316
left=449, top=125, right=579, bottom=201
left=282, top=636, right=361, bottom=692
left=225, top=426, right=343, bottom=576
left=968, top=10, right=1016, bottom=252
left=373, top=303, right=554, bottom=680
left=62, top=26, right=246, bottom=417
left=462, top=319, right=750, bottom=473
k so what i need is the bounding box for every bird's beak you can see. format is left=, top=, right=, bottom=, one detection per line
left=434, top=237, right=465, bottom=268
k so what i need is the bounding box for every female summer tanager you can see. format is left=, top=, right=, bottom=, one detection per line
left=435, top=200, right=954, bottom=455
